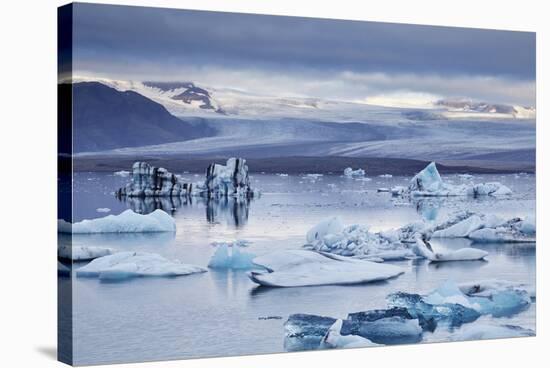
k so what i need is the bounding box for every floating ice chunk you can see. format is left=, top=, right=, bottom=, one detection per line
left=58, top=210, right=176, bottom=234
left=391, top=186, right=408, bottom=196
left=377, top=188, right=390, bottom=193
left=113, top=170, right=130, bottom=177
left=469, top=182, right=513, bottom=196
left=306, top=217, right=345, bottom=243
left=96, top=207, right=111, bottom=213
left=208, top=243, right=257, bottom=270
left=249, top=250, right=404, bottom=287
left=451, top=324, right=534, bottom=341
left=276, top=173, right=289, bottom=177
left=457, top=279, right=532, bottom=317
left=395, top=163, right=512, bottom=197
left=284, top=314, right=337, bottom=351
left=410, top=162, right=444, bottom=193
left=205, top=157, right=254, bottom=198
left=412, top=237, right=488, bottom=262
left=321, top=320, right=380, bottom=348
left=379, top=174, right=393, bottom=178
left=306, top=219, right=412, bottom=259
left=116, top=162, right=194, bottom=197
left=458, top=174, right=473, bottom=180
left=517, top=215, right=536, bottom=234
left=58, top=245, right=113, bottom=261
left=432, top=215, right=484, bottom=238
left=429, top=213, right=536, bottom=242
left=76, top=251, right=206, bottom=280
left=344, top=167, right=365, bottom=177
left=342, top=308, right=424, bottom=344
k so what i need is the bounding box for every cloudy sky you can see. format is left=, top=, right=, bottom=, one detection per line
left=71, top=3, right=536, bottom=107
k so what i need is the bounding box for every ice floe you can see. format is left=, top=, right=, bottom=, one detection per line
left=305, top=218, right=413, bottom=259
left=412, top=236, right=488, bottom=262
left=392, top=162, right=512, bottom=197
left=58, top=245, right=113, bottom=261
left=388, top=280, right=532, bottom=323
left=321, top=320, right=380, bottom=349
left=344, top=167, right=365, bottom=177
left=284, top=279, right=533, bottom=351
left=58, top=209, right=176, bottom=234
left=208, top=243, right=257, bottom=270
left=430, top=212, right=535, bottom=243
left=249, top=250, right=404, bottom=287
left=113, top=170, right=130, bottom=177
left=76, top=251, right=206, bottom=280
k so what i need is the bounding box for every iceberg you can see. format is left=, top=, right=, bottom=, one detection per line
left=58, top=209, right=176, bottom=234
left=412, top=236, right=488, bottom=262
left=116, top=158, right=256, bottom=199
left=207, top=243, right=257, bottom=270
left=344, top=167, right=365, bottom=177
left=379, top=174, right=393, bottom=178
left=321, top=320, right=379, bottom=349
left=116, top=162, right=197, bottom=197
left=342, top=308, right=423, bottom=344
left=457, top=280, right=532, bottom=317
left=284, top=314, right=337, bottom=351
left=58, top=245, right=113, bottom=261
left=305, top=219, right=413, bottom=259
left=394, top=162, right=512, bottom=197
left=96, top=207, right=111, bottom=213
left=306, top=217, right=345, bottom=244
left=205, top=157, right=255, bottom=198
left=249, top=250, right=404, bottom=287
left=76, top=251, right=206, bottom=280
left=388, top=280, right=531, bottom=324
left=431, top=212, right=535, bottom=242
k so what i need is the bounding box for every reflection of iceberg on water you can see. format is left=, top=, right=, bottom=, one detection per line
left=206, top=196, right=250, bottom=227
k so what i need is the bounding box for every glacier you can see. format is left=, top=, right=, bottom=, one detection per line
left=248, top=250, right=404, bottom=287
left=58, top=209, right=176, bottom=234
left=76, top=251, right=207, bottom=281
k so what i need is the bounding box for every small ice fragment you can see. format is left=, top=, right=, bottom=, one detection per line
left=208, top=243, right=257, bottom=270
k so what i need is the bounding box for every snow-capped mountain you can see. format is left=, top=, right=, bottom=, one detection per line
left=435, top=98, right=536, bottom=119
left=72, top=76, right=535, bottom=122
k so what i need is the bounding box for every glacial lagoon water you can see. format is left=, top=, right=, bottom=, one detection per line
left=63, top=172, right=536, bottom=365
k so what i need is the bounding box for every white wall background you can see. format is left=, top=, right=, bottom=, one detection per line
left=0, top=0, right=546, bottom=367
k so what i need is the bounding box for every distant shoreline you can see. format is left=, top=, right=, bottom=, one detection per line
left=68, top=155, right=535, bottom=175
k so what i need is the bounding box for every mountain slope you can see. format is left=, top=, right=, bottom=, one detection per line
left=69, top=82, right=215, bottom=152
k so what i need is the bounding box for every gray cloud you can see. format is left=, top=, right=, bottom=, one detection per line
left=71, top=3, right=536, bottom=106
